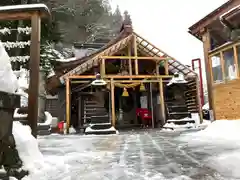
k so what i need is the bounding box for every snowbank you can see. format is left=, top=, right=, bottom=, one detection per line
left=167, top=73, right=187, bottom=86
left=38, top=112, right=52, bottom=126
left=202, top=102, right=209, bottom=110
left=162, top=113, right=209, bottom=131
left=12, top=122, right=70, bottom=179
left=207, top=151, right=240, bottom=179
left=178, top=120, right=240, bottom=179
left=0, top=41, right=19, bottom=93
left=189, top=120, right=240, bottom=141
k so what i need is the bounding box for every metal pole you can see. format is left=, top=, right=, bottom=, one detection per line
left=149, top=83, right=154, bottom=128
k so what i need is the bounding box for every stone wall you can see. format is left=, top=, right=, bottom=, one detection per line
left=213, top=79, right=240, bottom=120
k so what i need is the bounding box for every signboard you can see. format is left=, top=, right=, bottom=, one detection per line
left=211, top=56, right=220, bottom=68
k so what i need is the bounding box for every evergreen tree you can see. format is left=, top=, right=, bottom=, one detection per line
left=0, top=0, right=126, bottom=71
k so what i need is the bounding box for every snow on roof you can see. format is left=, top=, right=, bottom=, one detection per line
left=220, top=4, right=240, bottom=20
left=0, top=4, right=50, bottom=17
left=56, top=57, right=77, bottom=62
left=167, top=73, right=188, bottom=86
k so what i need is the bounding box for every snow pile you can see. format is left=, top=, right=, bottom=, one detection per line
left=190, top=120, right=240, bottom=141
left=38, top=111, right=52, bottom=126
left=207, top=151, right=240, bottom=179
left=163, top=122, right=196, bottom=129
left=167, top=72, right=187, bottom=86
left=0, top=41, right=19, bottom=93
left=178, top=120, right=240, bottom=179
left=14, top=108, right=28, bottom=118
left=162, top=113, right=209, bottom=131
left=202, top=102, right=209, bottom=110
left=12, top=122, right=70, bottom=180
left=15, top=68, right=29, bottom=107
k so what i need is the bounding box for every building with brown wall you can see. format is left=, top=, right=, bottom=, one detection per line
left=189, top=0, right=240, bottom=120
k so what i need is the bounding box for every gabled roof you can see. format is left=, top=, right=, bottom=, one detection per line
left=59, top=31, right=196, bottom=80
left=134, top=33, right=196, bottom=76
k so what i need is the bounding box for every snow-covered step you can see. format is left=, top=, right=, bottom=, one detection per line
left=167, top=119, right=195, bottom=124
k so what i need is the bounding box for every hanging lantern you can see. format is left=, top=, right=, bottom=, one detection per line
left=122, top=88, right=129, bottom=97
left=91, top=73, right=107, bottom=86
left=139, top=83, right=146, bottom=92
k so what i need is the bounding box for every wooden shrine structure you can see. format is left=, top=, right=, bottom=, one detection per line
left=47, top=21, right=201, bottom=133
left=189, top=0, right=240, bottom=120
left=0, top=4, right=50, bottom=137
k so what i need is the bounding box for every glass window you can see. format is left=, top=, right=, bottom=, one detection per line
left=211, top=54, right=223, bottom=82
left=223, top=48, right=237, bottom=80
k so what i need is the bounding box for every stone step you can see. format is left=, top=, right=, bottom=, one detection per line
left=90, top=115, right=110, bottom=124
left=38, top=130, right=51, bottom=136
left=169, top=112, right=190, bottom=115
left=84, top=101, right=99, bottom=105
left=167, top=105, right=188, bottom=112
left=84, top=108, right=107, bottom=112
left=166, top=119, right=195, bottom=125
left=84, top=112, right=108, bottom=117
left=84, top=105, right=105, bottom=108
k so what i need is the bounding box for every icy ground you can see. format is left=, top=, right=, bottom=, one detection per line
left=35, top=127, right=239, bottom=180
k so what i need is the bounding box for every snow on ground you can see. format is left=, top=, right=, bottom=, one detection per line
left=11, top=119, right=240, bottom=179
left=12, top=122, right=70, bottom=180
left=178, top=120, right=240, bottom=179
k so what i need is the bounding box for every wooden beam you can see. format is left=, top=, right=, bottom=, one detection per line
left=110, top=79, right=116, bottom=127
left=100, top=55, right=170, bottom=60
left=209, top=41, right=240, bottom=56
left=0, top=4, right=50, bottom=20
left=128, top=44, right=133, bottom=78
left=202, top=31, right=216, bottom=120
left=133, top=35, right=138, bottom=75
left=233, top=45, right=239, bottom=78
left=27, top=13, right=41, bottom=138
left=134, top=32, right=177, bottom=61
left=149, top=82, right=154, bottom=128
left=66, top=78, right=70, bottom=134
left=69, top=75, right=173, bottom=79
left=72, top=79, right=171, bottom=83
left=159, top=78, right=166, bottom=124
left=100, top=59, right=106, bottom=77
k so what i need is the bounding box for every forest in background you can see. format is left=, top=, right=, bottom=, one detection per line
left=0, top=0, right=126, bottom=71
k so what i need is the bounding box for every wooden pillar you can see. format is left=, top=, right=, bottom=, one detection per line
left=202, top=30, right=215, bottom=120
left=149, top=82, right=154, bottom=128
left=100, top=59, right=106, bottom=77
left=159, top=78, right=165, bottom=125
left=133, top=35, right=139, bottom=75
left=110, top=79, right=116, bottom=127
left=128, top=44, right=132, bottom=78
left=27, top=13, right=41, bottom=138
left=66, top=78, right=70, bottom=134
left=233, top=45, right=239, bottom=78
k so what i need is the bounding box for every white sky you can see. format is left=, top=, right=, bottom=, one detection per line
left=110, top=0, right=229, bottom=87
